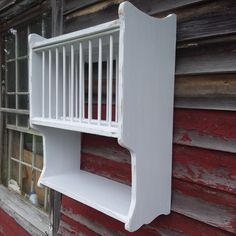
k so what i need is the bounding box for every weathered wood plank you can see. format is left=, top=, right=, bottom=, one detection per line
left=172, top=179, right=236, bottom=234
left=176, top=41, right=236, bottom=75
left=169, top=0, right=236, bottom=41
left=64, top=0, right=236, bottom=42
left=61, top=178, right=236, bottom=234
left=0, top=185, right=49, bottom=235
left=64, top=0, right=104, bottom=14
left=81, top=133, right=236, bottom=193
left=148, top=212, right=235, bottom=236
left=174, top=128, right=236, bottom=153
left=0, top=1, right=50, bottom=33
left=0, top=0, right=45, bottom=21
left=175, top=75, right=236, bottom=98
left=175, top=97, right=236, bottom=111
left=0, top=208, right=30, bottom=236
left=174, top=109, right=236, bottom=140
left=173, top=145, right=236, bottom=194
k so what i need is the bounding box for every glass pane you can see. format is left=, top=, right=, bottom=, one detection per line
left=6, top=61, right=15, bottom=92
left=30, top=17, right=42, bottom=35
left=22, top=165, right=32, bottom=195
left=7, top=95, right=16, bottom=108
left=5, top=32, right=15, bottom=60
left=24, top=133, right=32, bottom=152
left=18, top=95, right=29, bottom=109
left=10, top=160, right=19, bottom=184
left=18, top=59, right=28, bottom=92
left=18, top=114, right=28, bottom=127
left=7, top=113, right=16, bottom=125
left=35, top=170, right=45, bottom=207
left=43, top=12, right=51, bottom=38
left=17, top=26, right=28, bottom=57
left=11, top=130, right=20, bottom=159
left=35, top=136, right=43, bottom=155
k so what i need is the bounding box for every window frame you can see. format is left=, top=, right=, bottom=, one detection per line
left=0, top=3, right=58, bottom=235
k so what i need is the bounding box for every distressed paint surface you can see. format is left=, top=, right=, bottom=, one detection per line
left=0, top=208, right=30, bottom=236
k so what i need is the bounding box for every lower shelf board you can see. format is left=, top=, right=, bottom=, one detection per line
left=40, top=170, right=131, bottom=222
left=32, top=118, right=119, bottom=138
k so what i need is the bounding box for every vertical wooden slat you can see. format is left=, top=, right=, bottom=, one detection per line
left=63, top=46, right=66, bottom=120
left=115, top=55, right=118, bottom=123
left=106, top=57, right=109, bottom=122
left=109, top=35, right=113, bottom=125
left=18, top=132, right=23, bottom=188
left=79, top=43, right=83, bottom=120
left=75, top=51, right=78, bottom=118
left=31, top=135, right=36, bottom=192
left=48, top=49, right=52, bottom=119
left=98, top=38, right=102, bottom=123
left=88, top=40, right=92, bottom=122
left=68, top=55, right=71, bottom=119
left=7, top=130, right=12, bottom=184
left=55, top=48, right=59, bottom=119
left=42, top=51, right=45, bottom=118
left=70, top=45, right=74, bottom=120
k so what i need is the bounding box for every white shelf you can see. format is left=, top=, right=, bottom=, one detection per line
left=29, top=1, right=176, bottom=232
left=41, top=170, right=131, bottom=222
left=32, top=117, right=119, bottom=138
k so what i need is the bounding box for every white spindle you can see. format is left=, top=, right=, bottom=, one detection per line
left=88, top=40, right=92, bottom=122
left=48, top=49, right=52, bottom=119
left=71, top=45, right=74, bottom=120
left=109, top=35, right=113, bottom=124
left=75, top=52, right=78, bottom=118
left=63, top=46, right=66, bottom=120
left=98, top=38, right=102, bottom=123
left=79, top=43, right=83, bottom=120
left=56, top=47, right=59, bottom=119
left=42, top=51, right=45, bottom=118
left=115, top=55, right=118, bottom=123
left=106, top=57, right=109, bottom=122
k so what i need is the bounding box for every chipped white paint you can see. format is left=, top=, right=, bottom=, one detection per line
left=29, top=1, right=176, bottom=232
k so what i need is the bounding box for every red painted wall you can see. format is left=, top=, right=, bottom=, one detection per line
left=58, top=109, right=236, bottom=235
left=0, top=208, right=30, bottom=236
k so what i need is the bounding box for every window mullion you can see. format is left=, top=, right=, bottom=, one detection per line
left=15, top=30, right=18, bottom=127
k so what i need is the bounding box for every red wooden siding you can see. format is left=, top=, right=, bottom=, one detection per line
left=0, top=208, right=30, bottom=236
left=59, top=108, right=236, bottom=235
left=58, top=0, right=236, bottom=234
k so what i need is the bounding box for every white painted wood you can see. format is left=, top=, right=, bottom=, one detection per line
left=118, top=2, right=176, bottom=231
left=109, top=35, right=113, bottom=124
left=29, top=1, right=176, bottom=232
left=40, top=170, right=131, bottom=223
left=88, top=40, right=92, bottom=122
left=98, top=38, right=102, bottom=123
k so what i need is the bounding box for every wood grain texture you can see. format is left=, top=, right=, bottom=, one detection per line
left=175, top=75, right=236, bottom=98
left=81, top=133, right=236, bottom=194
left=176, top=41, right=236, bottom=75
left=60, top=178, right=236, bottom=234
left=0, top=208, right=30, bottom=236
left=64, top=0, right=236, bottom=42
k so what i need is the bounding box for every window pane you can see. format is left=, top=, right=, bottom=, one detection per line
left=18, top=114, right=28, bottom=127
left=7, top=114, right=16, bottom=125
left=18, top=59, right=28, bottom=92
left=30, top=18, right=42, bottom=35
left=18, top=95, right=29, bottom=110
left=12, top=130, right=20, bottom=159
left=5, top=32, right=15, bottom=60
left=7, top=95, right=16, bottom=108
left=43, top=13, right=51, bottom=38
left=10, top=160, right=19, bottom=185
left=6, top=61, right=15, bottom=92
left=17, top=26, right=28, bottom=57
